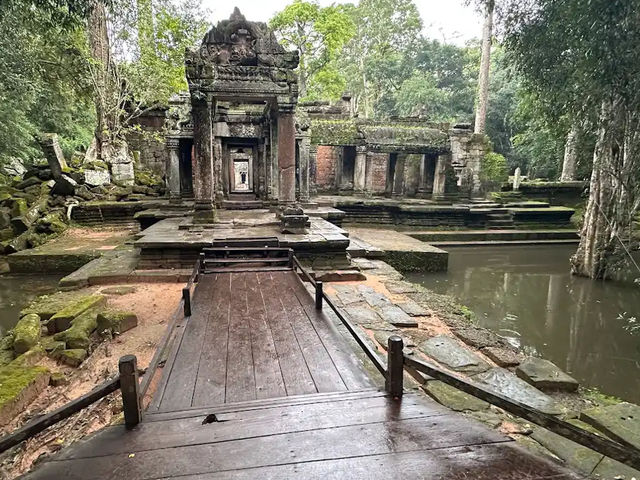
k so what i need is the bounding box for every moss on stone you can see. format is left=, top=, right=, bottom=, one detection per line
left=49, top=371, right=68, bottom=386
left=310, top=119, right=360, bottom=145
left=0, top=364, right=50, bottom=413
left=100, top=286, right=136, bottom=296
left=11, top=345, right=46, bottom=367
left=49, top=294, right=105, bottom=333
left=22, top=291, right=90, bottom=320
left=41, top=335, right=66, bottom=354
left=0, top=349, right=14, bottom=366
left=0, top=332, right=14, bottom=350
left=53, top=309, right=98, bottom=349
left=10, top=198, right=28, bottom=218
left=13, top=314, right=41, bottom=354
left=97, top=310, right=138, bottom=336
left=53, top=348, right=87, bottom=367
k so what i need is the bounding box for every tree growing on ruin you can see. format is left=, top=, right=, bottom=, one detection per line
left=270, top=0, right=355, bottom=100
left=503, top=0, right=640, bottom=280
left=474, top=0, right=495, bottom=134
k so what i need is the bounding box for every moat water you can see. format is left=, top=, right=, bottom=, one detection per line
left=0, top=275, right=61, bottom=337
left=406, top=245, right=640, bottom=403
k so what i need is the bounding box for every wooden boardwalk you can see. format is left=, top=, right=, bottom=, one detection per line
left=24, top=270, right=583, bottom=479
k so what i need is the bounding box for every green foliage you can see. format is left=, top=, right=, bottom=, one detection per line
left=0, top=3, right=94, bottom=162
left=270, top=1, right=355, bottom=100
left=480, top=151, right=508, bottom=191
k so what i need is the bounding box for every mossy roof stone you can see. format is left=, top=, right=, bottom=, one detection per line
left=13, top=314, right=41, bottom=354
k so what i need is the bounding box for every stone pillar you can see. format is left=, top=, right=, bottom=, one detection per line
left=354, top=146, right=367, bottom=193
left=392, top=154, right=406, bottom=197
left=513, top=167, right=522, bottom=191
left=364, top=152, right=376, bottom=197
left=309, top=144, right=318, bottom=196
left=191, top=96, right=215, bottom=223
left=298, top=135, right=310, bottom=202
left=166, top=138, right=181, bottom=202
left=277, top=107, right=296, bottom=204
left=432, top=154, right=448, bottom=201
left=38, top=133, right=68, bottom=180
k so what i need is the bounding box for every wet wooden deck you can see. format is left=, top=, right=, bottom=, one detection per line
left=151, top=271, right=372, bottom=411
left=24, top=270, right=584, bottom=479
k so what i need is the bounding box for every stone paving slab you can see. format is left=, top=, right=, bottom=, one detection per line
left=530, top=427, right=602, bottom=475
left=332, top=284, right=362, bottom=305
left=592, top=456, right=640, bottom=479
left=419, top=335, right=491, bottom=374
left=344, top=305, right=385, bottom=327
left=454, top=327, right=501, bottom=348
left=423, top=380, right=490, bottom=412
left=474, top=368, right=563, bottom=415
left=378, top=304, right=418, bottom=327
left=516, top=357, right=579, bottom=392
left=481, top=346, right=522, bottom=368
left=396, top=299, right=429, bottom=317
left=579, top=402, right=640, bottom=450
left=358, top=285, right=390, bottom=308
left=384, top=280, right=419, bottom=294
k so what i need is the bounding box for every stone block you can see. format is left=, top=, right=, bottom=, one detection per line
left=1, top=157, right=26, bottom=177
left=13, top=314, right=41, bottom=354
left=97, top=310, right=138, bottom=336
left=53, top=310, right=98, bottom=349
left=51, top=174, right=78, bottom=196
left=54, top=348, right=87, bottom=367
left=48, top=294, right=106, bottom=333
left=38, top=133, right=68, bottom=179
left=454, top=327, right=501, bottom=349
left=84, top=169, right=111, bottom=187
left=423, top=380, right=490, bottom=412
left=516, top=357, right=579, bottom=392
left=580, top=402, right=640, bottom=450
left=531, top=426, right=602, bottom=475
left=396, top=299, right=428, bottom=317
left=50, top=371, right=69, bottom=387
left=111, top=163, right=135, bottom=186
left=481, top=346, right=522, bottom=368
left=419, top=335, right=490, bottom=374
left=378, top=304, right=418, bottom=328
left=0, top=365, right=50, bottom=425
left=475, top=367, right=563, bottom=415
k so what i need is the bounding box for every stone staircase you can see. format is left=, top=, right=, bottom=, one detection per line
left=221, top=193, right=263, bottom=210
left=486, top=209, right=515, bottom=229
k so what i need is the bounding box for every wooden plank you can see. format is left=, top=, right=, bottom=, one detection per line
left=206, top=266, right=292, bottom=273
left=157, top=275, right=217, bottom=411
left=191, top=273, right=231, bottom=406
left=287, top=274, right=374, bottom=391
left=257, top=271, right=317, bottom=396
left=25, top=416, right=511, bottom=479
left=144, top=389, right=383, bottom=423
left=245, top=272, right=286, bottom=400
left=154, top=444, right=584, bottom=480
left=57, top=394, right=446, bottom=460
left=224, top=272, right=257, bottom=403
left=273, top=271, right=347, bottom=393
left=204, top=258, right=288, bottom=264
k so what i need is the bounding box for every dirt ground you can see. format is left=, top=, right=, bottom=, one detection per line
left=0, top=282, right=182, bottom=479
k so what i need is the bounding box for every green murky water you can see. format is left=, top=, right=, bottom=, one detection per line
left=0, top=275, right=62, bottom=336
left=406, top=245, right=640, bottom=403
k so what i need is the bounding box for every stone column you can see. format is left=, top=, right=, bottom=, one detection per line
left=277, top=106, right=296, bottom=204
left=191, top=96, right=215, bottom=223
left=166, top=138, right=181, bottom=202
left=392, top=154, right=406, bottom=197
left=432, top=154, right=448, bottom=201
left=354, top=146, right=367, bottom=193
left=309, top=144, right=318, bottom=197
left=298, top=135, right=311, bottom=202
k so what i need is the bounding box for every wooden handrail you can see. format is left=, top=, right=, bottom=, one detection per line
left=291, top=255, right=387, bottom=377
left=402, top=353, right=640, bottom=470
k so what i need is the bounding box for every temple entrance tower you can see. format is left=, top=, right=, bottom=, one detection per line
left=185, top=8, right=299, bottom=222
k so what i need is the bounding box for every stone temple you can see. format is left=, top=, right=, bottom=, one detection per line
left=123, top=8, right=500, bottom=270
left=133, top=9, right=486, bottom=213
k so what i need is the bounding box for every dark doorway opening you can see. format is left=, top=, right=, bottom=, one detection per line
left=179, top=139, right=194, bottom=198
left=341, top=146, right=356, bottom=189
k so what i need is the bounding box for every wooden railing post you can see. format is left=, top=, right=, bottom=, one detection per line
left=288, top=249, right=294, bottom=268
left=386, top=336, right=404, bottom=398
left=182, top=287, right=191, bottom=317
left=119, top=355, right=142, bottom=429
left=199, top=252, right=205, bottom=274
left=315, top=281, right=323, bottom=310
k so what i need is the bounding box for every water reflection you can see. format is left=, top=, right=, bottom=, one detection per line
left=406, top=245, right=640, bottom=403
left=0, top=275, right=61, bottom=336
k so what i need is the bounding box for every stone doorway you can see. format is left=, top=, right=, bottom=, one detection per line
left=228, top=146, right=254, bottom=195
left=339, top=146, right=356, bottom=190
left=179, top=139, right=194, bottom=198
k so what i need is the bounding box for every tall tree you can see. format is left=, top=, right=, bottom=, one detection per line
left=560, top=124, right=579, bottom=181
left=502, top=0, right=640, bottom=280
left=474, top=0, right=495, bottom=134
left=270, top=0, right=355, bottom=99
left=340, top=0, right=422, bottom=117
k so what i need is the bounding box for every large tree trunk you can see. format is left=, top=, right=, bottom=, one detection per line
left=87, top=0, right=124, bottom=163
left=560, top=123, right=579, bottom=181
left=474, top=0, right=494, bottom=135
left=571, top=98, right=639, bottom=279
